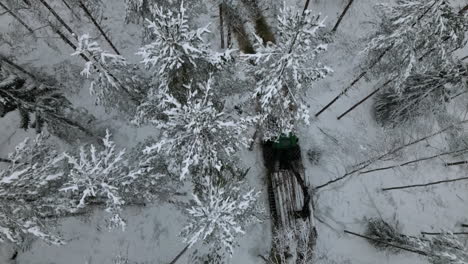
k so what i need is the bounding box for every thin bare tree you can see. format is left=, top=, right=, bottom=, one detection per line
left=78, top=0, right=121, bottom=55
left=332, top=0, right=356, bottom=32
left=382, top=176, right=468, bottom=191
left=0, top=1, right=34, bottom=33
left=315, top=119, right=468, bottom=190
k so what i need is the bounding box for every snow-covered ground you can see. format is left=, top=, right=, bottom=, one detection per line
left=1, top=0, right=468, bottom=263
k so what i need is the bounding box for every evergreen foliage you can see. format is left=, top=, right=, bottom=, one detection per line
left=245, top=5, right=331, bottom=140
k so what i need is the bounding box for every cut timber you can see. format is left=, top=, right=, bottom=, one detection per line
left=262, top=141, right=316, bottom=263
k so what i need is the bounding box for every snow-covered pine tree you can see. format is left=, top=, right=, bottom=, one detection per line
left=181, top=175, right=261, bottom=259
left=134, top=1, right=235, bottom=125
left=365, top=218, right=468, bottom=263
left=60, top=130, right=145, bottom=229
left=363, top=0, right=467, bottom=91
left=244, top=5, right=332, bottom=140
left=0, top=134, right=65, bottom=245
left=374, top=62, right=468, bottom=126
left=0, top=66, right=94, bottom=140
left=72, top=34, right=148, bottom=113
left=142, top=76, right=251, bottom=181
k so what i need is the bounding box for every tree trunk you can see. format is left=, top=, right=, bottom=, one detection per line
left=60, top=0, right=80, bottom=20
left=0, top=158, right=12, bottom=163
left=332, top=0, right=355, bottom=32
left=344, top=230, right=428, bottom=256
left=168, top=244, right=190, bottom=264
left=219, top=4, right=225, bottom=49
left=382, top=176, right=468, bottom=191
left=227, top=23, right=232, bottom=48
left=52, top=26, right=90, bottom=62
left=458, top=4, right=468, bottom=14
left=360, top=148, right=468, bottom=174
left=0, top=55, right=38, bottom=80
left=315, top=1, right=437, bottom=117
left=37, top=0, right=74, bottom=35
left=315, top=46, right=391, bottom=117
left=337, top=79, right=391, bottom=120
left=421, top=231, right=468, bottom=236
left=445, top=160, right=468, bottom=166
left=78, top=1, right=121, bottom=55
left=315, top=119, right=468, bottom=190
left=37, top=0, right=139, bottom=102
left=0, top=2, right=34, bottom=33
left=303, top=0, right=311, bottom=13
left=239, top=0, right=276, bottom=44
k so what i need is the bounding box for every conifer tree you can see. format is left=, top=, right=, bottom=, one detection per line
left=0, top=66, right=94, bottom=139
left=245, top=5, right=331, bottom=140
left=142, top=77, right=251, bottom=181
left=181, top=175, right=261, bottom=259
left=0, top=134, right=65, bottom=245
left=364, top=0, right=467, bottom=91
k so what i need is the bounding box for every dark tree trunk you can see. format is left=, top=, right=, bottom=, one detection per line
left=337, top=79, right=391, bottom=120
left=303, top=0, right=311, bottom=13
left=37, top=0, right=74, bottom=35
left=445, top=160, right=468, bottom=166
left=239, top=0, right=276, bottom=44
left=332, top=0, right=355, bottom=32
left=0, top=55, right=37, bottom=80
left=0, top=2, right=34, bottom=33
left=60, top=0, right=80, bottom=20
left=459, top=4, right=468, bottom=14
left=79, top=1, right=121, bottom=55
left=360, top=148, right=468, bottom=174
left=382, top=176, right=468, bottom=191
left=315, top=1, right=438, bottom=117
left=315, top=46, right=391, bottom=117
left=344, top=230, right=428, bottom=256
left=168, top=244, right=190, bottom=264
left=421, top=231, right=468, bottom=236
left=315, top=120, right=468, bottom=190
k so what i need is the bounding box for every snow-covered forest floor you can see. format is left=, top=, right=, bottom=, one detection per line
left=1, top=0, right=468, bottom=263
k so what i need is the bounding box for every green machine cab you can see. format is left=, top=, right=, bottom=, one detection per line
left=272, top=133, right=299, bottom=149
